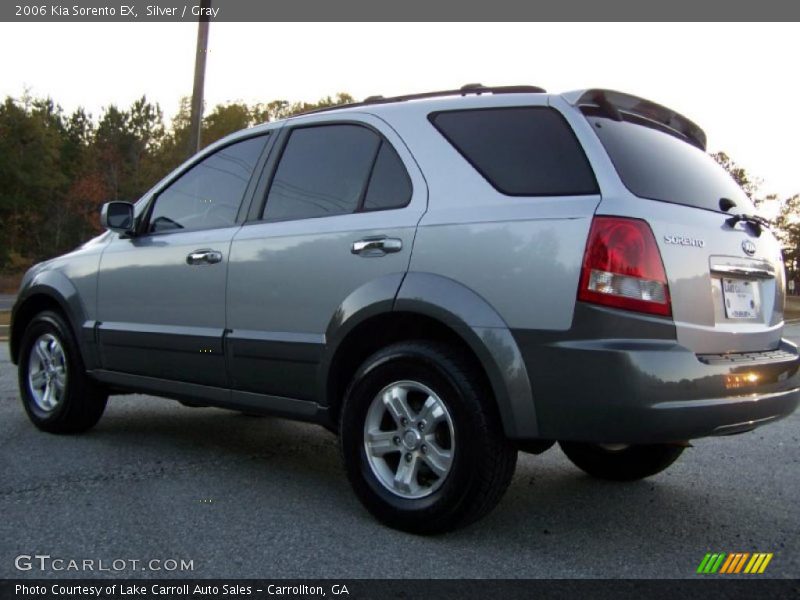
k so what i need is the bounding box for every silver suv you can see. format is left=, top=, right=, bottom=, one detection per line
left=10, top=85, right=799, bottom=533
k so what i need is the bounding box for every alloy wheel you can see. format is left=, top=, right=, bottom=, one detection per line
left=27, top=333, right=68, bottom=412
left=363, top=380, right=455, bottom=499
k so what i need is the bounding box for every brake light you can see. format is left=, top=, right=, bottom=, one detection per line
left=578, top=217, right=671, bottom=317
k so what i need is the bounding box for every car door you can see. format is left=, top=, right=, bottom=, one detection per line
left=226, top=114, right=426, bottom=402
left=96, top=133, right=271, bottom=387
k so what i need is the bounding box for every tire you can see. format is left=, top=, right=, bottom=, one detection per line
left=18, top=310, right=108, bottom=434
left=559, top=441, right=685, bottom=481
left=339, top=341, right=517, bottom=534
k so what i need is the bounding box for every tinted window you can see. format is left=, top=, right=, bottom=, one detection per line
left=264, top=125, right=381, bottom=221
left=583, top=109, right=754, bottom=212
left=149, top=135, right=267, bottom=233
left=363, top=142, right=412, bottom=210
left=430, top=107, right=598, bottom=196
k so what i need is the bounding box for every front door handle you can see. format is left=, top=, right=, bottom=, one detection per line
left=351, top=237, right=403, bottom=256
left=186, top=249, right=223, bottom=265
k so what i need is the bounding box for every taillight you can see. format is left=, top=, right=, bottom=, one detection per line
left=578, top=216, right=671, bottom=317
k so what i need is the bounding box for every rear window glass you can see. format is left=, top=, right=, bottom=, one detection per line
left=583, top=108, right=754, bottom=213
left=430, top=107, right=599, bottom=196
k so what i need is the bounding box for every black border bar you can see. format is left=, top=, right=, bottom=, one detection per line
left=2, top=579, right=800, bottom=600
left=3, top=0, right=800, bottom=22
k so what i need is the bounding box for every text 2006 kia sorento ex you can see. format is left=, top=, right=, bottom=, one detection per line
left=10, top=85, right=800, bottom=533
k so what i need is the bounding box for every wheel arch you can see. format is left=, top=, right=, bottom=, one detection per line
left=322, top=272, right=538, bottom=439
left=10, top=271, right=93, bottom=367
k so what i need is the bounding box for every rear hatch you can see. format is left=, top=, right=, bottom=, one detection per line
left=575, top=90, right=784, bottom=354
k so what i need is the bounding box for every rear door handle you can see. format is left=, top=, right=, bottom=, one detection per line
left=186, top=249, right=223, bottom=265
left=351, top=237, right=402, bottom=256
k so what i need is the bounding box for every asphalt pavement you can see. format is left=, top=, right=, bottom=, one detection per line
left=0, top=329, right=798, bottom=579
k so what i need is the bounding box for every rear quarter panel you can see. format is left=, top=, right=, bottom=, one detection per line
left=379, top=96, right=602, bottom=331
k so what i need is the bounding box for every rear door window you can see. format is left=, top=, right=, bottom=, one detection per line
left=263, top=124, right=412, bottom=221
left=430, top=107, right=599, bottom=196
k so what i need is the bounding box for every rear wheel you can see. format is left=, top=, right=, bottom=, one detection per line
left=339, top=341, right=517, bottom=534
left=18, top=311, right=108, bottom=433
left=559, top=441, right=684, bottom=481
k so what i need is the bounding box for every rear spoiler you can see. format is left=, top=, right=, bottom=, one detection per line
left=562, top=89, right=707, bottom=151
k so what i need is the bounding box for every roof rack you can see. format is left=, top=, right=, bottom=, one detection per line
left=300, top=83, right=547, bottom=116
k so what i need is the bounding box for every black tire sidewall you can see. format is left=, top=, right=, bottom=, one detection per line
left=559, top=441, right=684, bottom=481
left=340, top=345, right=485, bottom=530
left=18, top=311, right=85, bottom=428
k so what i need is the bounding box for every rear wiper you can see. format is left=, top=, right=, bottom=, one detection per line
left=725, top=213, right=770, bottom=237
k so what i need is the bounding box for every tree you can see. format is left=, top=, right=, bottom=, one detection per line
left=251, top=92, right=354, bottom=124
left=775, top=194, right=800, bottom=285
left=0, top=91, right=360, bottom=275
left=94, top=97, right=164, bottom=202
left=711, top=151, right=762, bottom=207
left=202, top=102, right=251, bottom=146
left=712, top=151, right=800, bottom=287
left=0, top=96, right=68, bottom=267
left=150, top=96, right=193, bottom=180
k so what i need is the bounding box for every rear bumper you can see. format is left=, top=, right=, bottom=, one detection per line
left=515, top=314, right=800, bottom=443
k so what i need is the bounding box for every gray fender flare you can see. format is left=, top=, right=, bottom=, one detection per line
left=318, top=273, right=406, bottom=402
left=11, top=270, right=97, bottom=368
left=395, top=272, right=538, bottom=439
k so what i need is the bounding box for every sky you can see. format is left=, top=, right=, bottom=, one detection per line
left=0, top=22, right=798, bottom=200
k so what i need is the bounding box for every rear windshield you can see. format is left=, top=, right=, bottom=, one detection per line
left=583, top=108, right=754, bottom=213
left=430, top=107, right=599, bottom=196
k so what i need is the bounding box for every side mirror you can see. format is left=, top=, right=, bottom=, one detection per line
left=100, top=202, right=135, bottom=235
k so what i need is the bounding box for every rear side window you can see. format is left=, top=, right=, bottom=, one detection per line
left=430, top=107, right=598, bottom=196
left=584, top=109, right=754, bottom=212
left=263, top=124, right=410, bottom=221
left=363, top=142, right=412, bottom=211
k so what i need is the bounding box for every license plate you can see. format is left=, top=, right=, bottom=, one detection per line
left=722, top=278, right=757, bottom=319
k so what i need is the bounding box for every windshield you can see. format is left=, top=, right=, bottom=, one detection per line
left=583, top=108, right=755, bottom=213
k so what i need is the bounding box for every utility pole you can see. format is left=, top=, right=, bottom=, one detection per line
left=188, top=0, right=211, bottom=157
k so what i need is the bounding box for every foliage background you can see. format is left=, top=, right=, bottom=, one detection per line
left=0, top=92, right=353, bottom=282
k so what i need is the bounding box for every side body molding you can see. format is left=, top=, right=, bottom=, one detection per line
left=394, top=272, right=538, bottom=439
left=11, top=270, right=99, bottom=369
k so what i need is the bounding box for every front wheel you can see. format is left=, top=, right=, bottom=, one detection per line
left=18, top=310, right=108, bottom=434
left=339, top=341, right=517, bottom=534
left=559, top=441, right=685, bottom=481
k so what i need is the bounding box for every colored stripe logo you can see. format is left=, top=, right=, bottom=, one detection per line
left=697, top=552, right=773, bottom=574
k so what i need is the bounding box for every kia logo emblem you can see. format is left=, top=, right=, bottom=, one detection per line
left=742, top=240, right=756, bottom=256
